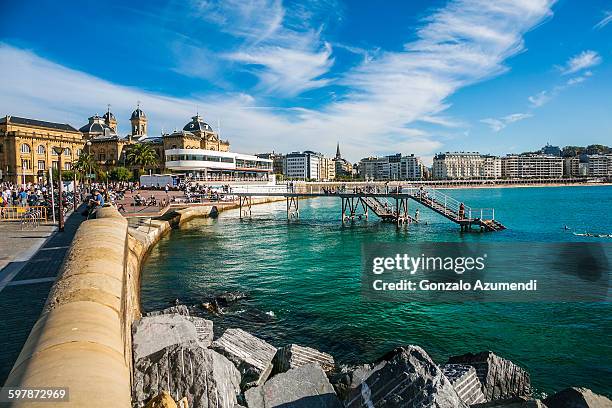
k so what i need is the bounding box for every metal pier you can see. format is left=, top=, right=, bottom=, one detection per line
left=232, top=185, right=506, bottom=232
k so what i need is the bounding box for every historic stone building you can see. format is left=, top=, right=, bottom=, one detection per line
left=81, top=106, right=229, bottom=173
left=0, top=105, right=231, bottom=182
left=0, top=115, right=84, bottom=183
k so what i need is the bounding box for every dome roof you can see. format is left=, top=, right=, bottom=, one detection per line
left=131, top=108, right=146, bottom=120
left=183, top=115, right=213, bottom=133
left=79, top=115, right=117, bottom=136
left=103, top=111, right=116, bottom=121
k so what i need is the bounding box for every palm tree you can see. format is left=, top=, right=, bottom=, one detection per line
left=126, top=143, right=158, bottom=168
left=73, top=152, right=98, bottom=182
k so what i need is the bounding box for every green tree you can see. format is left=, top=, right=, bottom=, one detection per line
left=126, top=143, right=158, bottom=168
left=52, top=169, right=75, bottom=182
left=109, top=166, right=132, bottom=182
left=73, top=152, right=99, bottom=181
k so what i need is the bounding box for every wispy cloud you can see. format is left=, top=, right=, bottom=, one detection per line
left=594, top=10, right=612, bottom=30
left=189, top=0, right=336, bottom=97
left=559, top=50, right=601, bottom=75
left=481, top=113, right=533, bottom=132
left=0, top=0, right=556, bottom=161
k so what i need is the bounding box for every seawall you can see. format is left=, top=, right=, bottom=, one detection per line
left=3, top=197, right=283, bottom=407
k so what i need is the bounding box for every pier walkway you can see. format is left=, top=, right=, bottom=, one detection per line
left=231, top=185, right=506, bottom=232
left=0, top=211, right=84, bottom=385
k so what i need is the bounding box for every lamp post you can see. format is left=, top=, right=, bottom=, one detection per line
left=53, top=146, right=64, bottom=232
left=86, top=141, right=92, bottom=194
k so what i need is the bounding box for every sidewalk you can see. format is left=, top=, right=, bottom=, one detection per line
left=0, top=211, right=85, bottom=385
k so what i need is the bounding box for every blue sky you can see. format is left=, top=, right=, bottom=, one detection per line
left=0, top=0, right=610, bottom=163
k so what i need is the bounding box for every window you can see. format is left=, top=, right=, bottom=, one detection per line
left=64, top=147, right=71, bottom=156
left=64, top=162, right=72, bottom=170
left=99, top=153, right=106, bottom=161
left=52, top=148, right=59, bottom=156
left=38, top=160, right=46, bottom=170
left=76, top=149, right=82, bottom=157
left=37, top=145, right=46, bottom=154
left=21, top=143, right=31, bottom=154
left=21, top=159, right=32, bottom=169
left=52, top=161, right=59, bottom=169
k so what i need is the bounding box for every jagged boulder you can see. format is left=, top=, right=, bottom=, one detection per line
left=245, top=363, right=342, bottom=408
left=133, top=344, right=241, bottom=408
left=329, top=364, right=375, bottom=401
left=448, top=351, right=531, bottom=402
left=145, top=391, right=178, bottom=408
left=133, top=314, right=200, bottom=361
left=211, top=328, right=277, bottom=388
left=442, top=364, right=486, bottom=405
left=343, top=345, right=467, bottom=408
left=273, top=344, right=335, bottom=374
left=146, top=305, right=191, bottom=317
left=543, top=387, right=612, bottom=408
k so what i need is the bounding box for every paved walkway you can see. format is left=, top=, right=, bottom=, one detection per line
left=0, top=212, right=85, bottom=385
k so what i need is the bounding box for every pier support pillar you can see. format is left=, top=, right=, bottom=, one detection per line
left=239, top=196, right=252, bottom=219
left=287, top=196, right=299, bottom=220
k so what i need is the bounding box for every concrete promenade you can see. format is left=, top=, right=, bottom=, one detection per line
left=0, top=213, right=84, bottom=385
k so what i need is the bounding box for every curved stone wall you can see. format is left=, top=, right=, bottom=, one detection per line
left=4, top=197, right=284, bottom=407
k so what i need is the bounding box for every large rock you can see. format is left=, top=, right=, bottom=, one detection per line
left=273, top=344, right=335, bottom=374
left=472, top=396, right=547, bottom=407
left=211, top=328, right=276, bottom=387
left=245, top=363, right=342, bottom=408
left=329, top=364, right=375, bottom=401
left=448, top=351, right=531, bottom=402
left=132, top=314, right=213, bottom=361
left=186, top=316, right=214, bottom=347
left=442, top=364, right=486, bottom=405
left=133, top=344, right=241, bottom=408
left=543, top=387, right=612, bottom=408
left=343, top=345, right=467, bottom=408
left=146, top=305, right=191, bottom=317
left=145, top=391, right=178, bottom=408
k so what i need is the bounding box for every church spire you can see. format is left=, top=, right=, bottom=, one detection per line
left=336, top=142, right=341, bottom=159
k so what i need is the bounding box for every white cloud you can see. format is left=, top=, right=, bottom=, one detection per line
left=594, top=11, right=612, bottom=30
left=0, top=0, right=556, bottom=161
left=481, top=113, right=533, bottom=131
left=528, top=90, right=552, bottom=107
left=559, top=50, right=602, bottom=75
left=190, top=0, right=335, bottom=97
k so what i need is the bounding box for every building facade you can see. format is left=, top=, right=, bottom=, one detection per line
left=319, top=156, right=336, bottom=181
left=0, top=115, right=85, bottom=183
left=285, top=151, right=322, bottom=180
left=165, top=149, right=272, bottom=182
left=501, top=155, right=564, bottom=178
left=432, top=152, right=500, bottom=179
left=358, top=153, right=425, bottom=180
left=586, top=154, right=612, bottom=177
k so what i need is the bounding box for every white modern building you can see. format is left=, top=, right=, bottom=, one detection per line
left=586, top=154, right=612, bottom=177
left=165, top=148, right=272, bottom=181
left=319, top=156, right=336, bottom=181
left=501, top=154, right=563, bottom=178
left=285, top=151, right=322, bottom=180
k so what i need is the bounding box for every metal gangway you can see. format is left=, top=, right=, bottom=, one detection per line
left=229, top=184, right=505, bottom=232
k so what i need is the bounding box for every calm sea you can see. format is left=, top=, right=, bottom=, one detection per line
left=141, top=185, right=612, bottom=397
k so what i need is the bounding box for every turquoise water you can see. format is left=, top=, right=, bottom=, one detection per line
left=141, top=185, right=612, bottom=397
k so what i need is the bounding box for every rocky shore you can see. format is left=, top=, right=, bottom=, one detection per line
left=132, top=303, right=612, bottom=408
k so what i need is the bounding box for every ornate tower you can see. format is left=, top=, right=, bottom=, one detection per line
left=103, top=104, right=117, bottom=132
left=130, top=102, right=147, bottom=137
